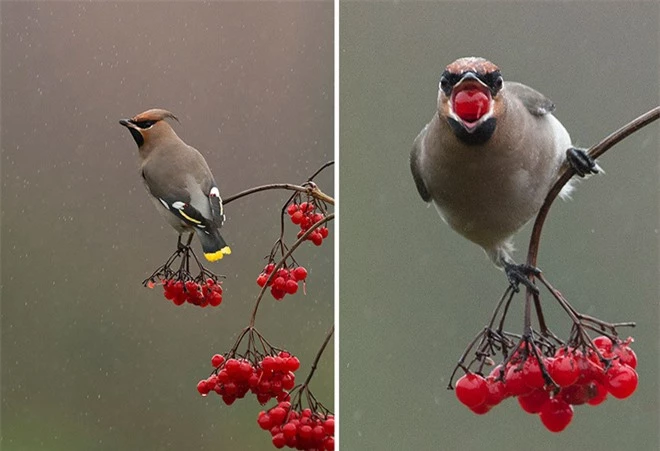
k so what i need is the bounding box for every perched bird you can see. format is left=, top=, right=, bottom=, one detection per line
left=119, top=108, right=231, bottom=262
left=410, top=57, right=598, bottom=283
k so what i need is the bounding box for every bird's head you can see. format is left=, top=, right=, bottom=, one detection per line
left=119, top=108, right=179, bottom=148
left=437, top=57, right=503, bottom=145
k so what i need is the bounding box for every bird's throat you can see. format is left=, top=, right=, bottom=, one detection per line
left=447, top=117, right=497, bottom=146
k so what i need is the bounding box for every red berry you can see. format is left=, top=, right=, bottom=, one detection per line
left=273, top=276, right=286, bottom=291
left=257, top=274, right=268, bottom=287
left=484, top=376, right=507, bottom=407
left=586, top=381, right=608, bottom=406
left=561, top=383, right=593, bottom=406
left=291, top=211, right=304, bottom=225
left=208, top=292, right=222, bottom=306
left=293, top=267, right=308, bottom=281
left=225, top=359, right=241, bottom=376
left=282, top=422, right=297, bottom=438
left=269, top=406, right=287, bottom=425
left=272, top=433, right=286, bottom=449
left=469, top=403, right=492, bottom=415
left=452, top=88, right=490, bottom=122
left=324, top=437, right=335, bottom=451
left=299, top=425, right=313, bottom=439
left=310, top=232, right=323, bottom=246
left=196, top=379, right=210, bottom=396
left=455, top=373, right=488, bottom=408
left=522, top=357, right=545, bottom=389
left=285, top=279, right=299, bottom=295
left=504, top=364, right=533, bottom=397
left=262, top=356, right=276, bottom=372
left=539, top=398, right=574, bottom=432
left=285, top=356, right=300, bottom=372
left=282, top=373, right=295, bottom=390
left=271, top=287, right=286, bottom=301
left=313, top=425, right=326, bottom=441
left=606, top=363, right=638, bottom=399
left=319, top=226, right=329, bottom=238
left=257, top=411, right=272, bottom=430
left=287, top=204, right=298, bottom=216
left=211, top=354, right=225, bottom=367
left=593, top=336, right=613, bottom=354
left=172, top=294, right=186, bottom=306
left=517, top=389, right=550, bottom=414
left=549, top=354, right=579, bottom=387
left=613, top=345, right=637, bottom=369
left=323, top=417, right=334, bottom=435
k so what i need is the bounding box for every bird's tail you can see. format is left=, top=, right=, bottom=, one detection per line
left=196, top=228, right=231, bottom=262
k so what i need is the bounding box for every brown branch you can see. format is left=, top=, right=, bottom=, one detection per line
left=526, top=106, right=660, bottom=269
left=223, top=183, right=334, bottom=206
left=301, top=324, right=334, bottom=387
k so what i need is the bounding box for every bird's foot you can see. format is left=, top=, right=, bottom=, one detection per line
left=566, top=147, right=601, bottom=177
left=503, top=261, right=541, bottom=294
left=177, top=233, right=195, bottom=251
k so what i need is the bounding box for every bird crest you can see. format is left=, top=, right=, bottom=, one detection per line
left=445, top=57, right=500, bottom=75
left=131, top=108, right=180, bottom=123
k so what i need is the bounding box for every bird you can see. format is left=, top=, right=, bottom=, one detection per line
left=410, top=57, right=598, bottom=286
left=119, top=108, right=231, bottom=262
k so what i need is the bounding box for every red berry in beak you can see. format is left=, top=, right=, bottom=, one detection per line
left=453, top=88, right=490, bottom=123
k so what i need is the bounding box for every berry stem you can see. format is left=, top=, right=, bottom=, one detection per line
left=306, top=160, right=334, bottom=182
left=301, top=324, right=334, bottom=388
left=248, top=213, right=335, bottom=328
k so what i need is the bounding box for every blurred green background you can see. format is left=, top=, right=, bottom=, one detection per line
left=1, top=2, right=333, bottom=450
left=340, top=2, right=658, bottom=450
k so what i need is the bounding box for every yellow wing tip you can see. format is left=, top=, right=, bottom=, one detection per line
left=204, top=246, right=232, bottom=262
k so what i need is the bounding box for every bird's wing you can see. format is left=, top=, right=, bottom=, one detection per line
left=410, top=124, right=432, bottom=202
left=504, top=81, right=555, bottom=117
left=141, top=168, right=215, bottom=230
left=207, top=184, right=225, bottom=228
left=188, top=146, right=225, bottom=228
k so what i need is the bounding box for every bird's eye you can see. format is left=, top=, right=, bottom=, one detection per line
left=440, top=77, right=449, bottom=90
left=494, top=76, right=503, bottom=90
left=439, top=73, right=454, bottom=95
left=134, top=120, right=156, bottom=129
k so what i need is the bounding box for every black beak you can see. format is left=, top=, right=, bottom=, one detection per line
left=119, top=119, right=131, bottom=127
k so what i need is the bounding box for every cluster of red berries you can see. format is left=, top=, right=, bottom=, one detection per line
left=257, top=263, right=309, bottom=301
left=455, top=336, right=638, bottom=432
left=161, top=277, right=223, bottom=307
left=286, top=202, right=329, bottom=246
left=258, top=401, right=335, bottom=450
left=197, top=351, right=300, bottom=406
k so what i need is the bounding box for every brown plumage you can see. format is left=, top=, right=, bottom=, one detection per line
left=410, top=57, right=587, bottom=267
left=119, top=109, right=231, bottom=261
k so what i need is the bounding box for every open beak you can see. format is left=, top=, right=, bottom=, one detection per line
left=450, top=73, right=493, bottom=132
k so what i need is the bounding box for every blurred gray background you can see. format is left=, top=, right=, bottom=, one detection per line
left=340, top=2, right=658, bottom=450
left=1, top=2, right=333, bottom=450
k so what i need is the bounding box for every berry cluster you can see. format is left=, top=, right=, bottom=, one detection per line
left=162, top=277, right=223, bottom=307
left=455, top=336, right=638, bottom=432
left=257, top=263, right=309, bottom=301
left=286, top=202, right=329, bottom=246
left=258, top=401, right=335, bottom=450
left=197, top=351, right=300, bottom=406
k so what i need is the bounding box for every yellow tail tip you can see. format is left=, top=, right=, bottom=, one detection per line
left=204, top=246, right=231, bottom=262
